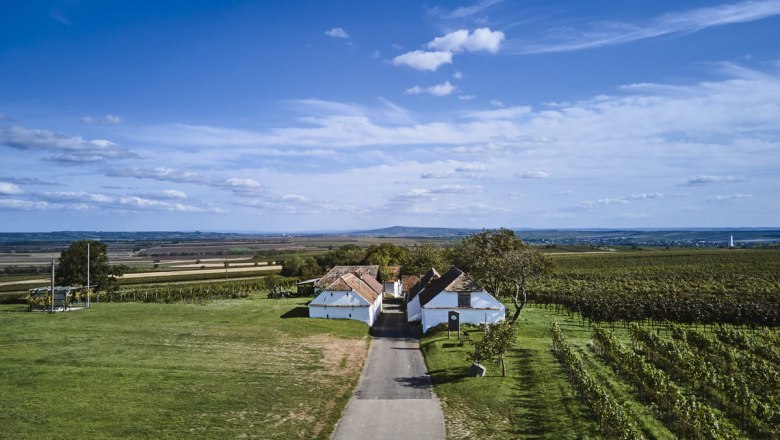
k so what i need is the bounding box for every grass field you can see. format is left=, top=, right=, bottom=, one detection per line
left=422, top=305, right=683, bottom=440
left=0, top=297, right=369, bottom=439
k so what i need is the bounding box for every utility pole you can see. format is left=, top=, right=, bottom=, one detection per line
left=50, top=259, right=55, bottom=314
left=86, top=242, right=91, bottom=307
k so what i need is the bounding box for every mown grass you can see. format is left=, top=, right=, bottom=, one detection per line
left=421, top=305, right=676, bottom=439
left=0, top=297, right=369, bottom=439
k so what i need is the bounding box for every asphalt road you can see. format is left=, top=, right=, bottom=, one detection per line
left=332, top=300, right=446, bottom=440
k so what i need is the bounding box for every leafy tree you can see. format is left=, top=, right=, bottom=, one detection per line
left=456, top=228, right=551, bottom=324
left=315, top=244, right=366, bottom=269
left=281, top=256, right=321, bottom=279
left=56, top=240, right=125, bottom=292
left=363, top=242, right=407, bottom=282
left=471, top=321, right=516, bottom=376
left=400, top=242, right=451, bottom=275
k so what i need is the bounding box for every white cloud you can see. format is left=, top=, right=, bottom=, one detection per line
left=0, top=182, right=24, bottom=195
left=517, top=171, right=549, bottom=179
left=519, top=0, right=780, bottom=54
left=117, top=196, right=223, bottom=213
left=0, top=198, right=50, bottom=210
left=429, top=0, right=504, bottom=19
left=489, top=99, right=504, bottom=107
left=406, top=81, right=456, bottom=96
left=106, top=167, right=264, bottom=196
left=325, top=27, right=350, bottom=39
left=0, top=126, right=136, bottom=163
left=682, top=175, right=745, bottom=186
left=624, top=193, right=664, bottom=201
left=577, top=192, right=664, bottom=209
left=458, top=95, right=476, bottom=100
left=138, top=189, right=188, bottom=200
left=83, top=114, right=123, bottom=125
left=706, top=193, right=753, bottom=202
left=427, top=27, right=505, bottom=53
left=392, top=50, right=453, bottom=71
left=453, top=71, right=463, bottom=79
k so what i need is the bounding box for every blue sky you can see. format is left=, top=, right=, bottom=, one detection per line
left=1, top=0, right=779, bottom=232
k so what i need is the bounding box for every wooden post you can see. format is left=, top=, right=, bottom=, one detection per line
left=50, top=259, right=55, bottom=314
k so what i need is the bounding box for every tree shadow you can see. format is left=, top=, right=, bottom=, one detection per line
left=427, top=368, right=468, bottom=385
left=0, top=306, right=31, bottom=313
left=279, top=306, right=309, bottom=319
left=394, top=375, right=433, bottom=389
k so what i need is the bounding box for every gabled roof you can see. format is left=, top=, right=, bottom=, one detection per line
left=405, top=268, right=440, bottom=303
left=358, top=272, right=384, bottom=296
left=418, top=266, right=480, bottom=307
left=401, top=275, right=421, bottom=294
left=321, top=273, right=380, bottom=304
left=314, top=265, right=379, bottom=288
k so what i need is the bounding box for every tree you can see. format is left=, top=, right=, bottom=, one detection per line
left=400, top=242, right=451, bottom=275
left=456, top=228, right=551, bottom=324
left=471, top=321, right=516, bottom=376
left=500, top=247, right=552, bottom=323
left=281, top=256, right=321, bottom=279
left=315, top=244, right=366, bottom=269
left=56, top=240, right=125, bottom=292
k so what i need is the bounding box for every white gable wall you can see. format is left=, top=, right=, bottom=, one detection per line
left=383, top=280, right=402, bottom=297
left=309, top=290, right=382, bottom=326
left=421, top=290, right=505, bottom=333
left=407, top=295, right=422, bottom=322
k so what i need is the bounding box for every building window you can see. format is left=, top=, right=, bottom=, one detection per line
left=458, top=293, right=471, bottom=308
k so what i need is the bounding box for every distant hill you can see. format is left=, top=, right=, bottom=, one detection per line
left=0, top=227, right=778, bottom=248
left=346, top=226, right=479, bottom=238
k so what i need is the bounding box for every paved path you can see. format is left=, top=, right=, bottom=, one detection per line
left=332, top=300, right=446, bottom=440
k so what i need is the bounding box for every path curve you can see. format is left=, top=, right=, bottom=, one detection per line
left=332, top=300, right=446, bottom=440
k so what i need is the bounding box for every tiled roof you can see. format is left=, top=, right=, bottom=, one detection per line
left=323, top=273, right=380, bottom=304
left=405, top=268, right=440, bottom=303
left=314, top=265, right=379, bottom=288
left=401, top=275, right=421, bottom=293
left=418, top=266, right=480, bottom=307
left=358, top=272, right=384, bottom=296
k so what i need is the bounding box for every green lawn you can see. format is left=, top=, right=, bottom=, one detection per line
left=0, top=297, right=369, bottom=439
left=421, top=305, right=677, bottom=439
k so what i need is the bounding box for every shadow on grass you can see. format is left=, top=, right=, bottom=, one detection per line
left=427, top=368, right=468, bottom=385
left=0, top=305, right=31, bottom=313
left=279, top=306, right=309, bottom=319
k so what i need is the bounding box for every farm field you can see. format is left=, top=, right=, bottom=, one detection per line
left=0, top=297, right=369, bottom=439
left=422, top=249, right=780, bottom=439
left=0, top=264, right=282, bottom=288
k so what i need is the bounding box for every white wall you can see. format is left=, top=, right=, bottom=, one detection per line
left=420, top=290, right=505, bottom=333
left=383, top=280, right=402, bottom=297
left=407, top=295, right=422, bottom=322
left=421, top=308, right=505, bottom=333
left=309, top=290, right=382, bottom=326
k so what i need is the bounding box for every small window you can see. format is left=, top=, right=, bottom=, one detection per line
left=458, top=293, right=471, bottom=308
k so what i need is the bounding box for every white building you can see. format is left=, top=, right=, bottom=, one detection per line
left=308, top=272, right=383, bottom=327
left=314, top=265, right=379, bottom=290
left=405, top=268, right=440, bottom=322
left=418, top=266, right=505, bottom=333
left=382, top=265, right=403, bottom=298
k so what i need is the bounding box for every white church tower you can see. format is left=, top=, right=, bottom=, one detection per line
left=729, top=235, right=734, bottom=247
